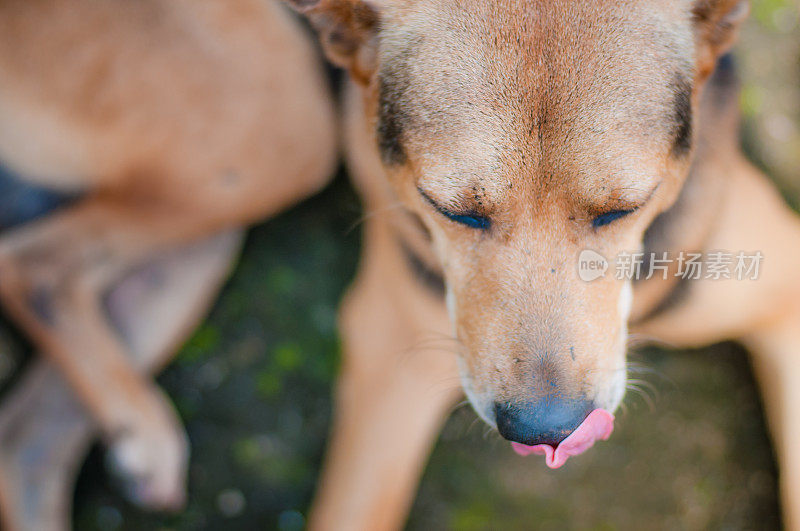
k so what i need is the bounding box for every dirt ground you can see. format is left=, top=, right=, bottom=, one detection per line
left=0, top=1, right=798, bottom=529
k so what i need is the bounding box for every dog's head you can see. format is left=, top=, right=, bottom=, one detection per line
left=288, top=0, right=747, bottom=455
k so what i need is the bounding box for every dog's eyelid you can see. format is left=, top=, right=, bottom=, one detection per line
left=417, top=187, right=491, bottom=230
left=591, top=181, right=661, bottom=228
left=417, top=187, right=451, bottom=214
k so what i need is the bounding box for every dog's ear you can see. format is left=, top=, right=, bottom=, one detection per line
left=284, top=0, right=382, bottom=84
left=692, top=0, right=749, bottom=79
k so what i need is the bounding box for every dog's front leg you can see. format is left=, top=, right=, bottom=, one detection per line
left=0, top=231, right=242, bottom=531
left=745, top=318, right=800, bottom=531
left=0, top=198, right=230, bottom=511
left=308, top=225, right=461, bottom=531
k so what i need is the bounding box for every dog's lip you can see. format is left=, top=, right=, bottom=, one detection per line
left=510, top=409, right=614, bottom=469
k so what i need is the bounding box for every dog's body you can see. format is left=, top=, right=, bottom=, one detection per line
left=291, top=1, right=800, bottom=529
left=305, top=49, right=800, bottom=530
left=1, top=0, right=800, bottom=530
left=0, top=0, right=336, bottom=525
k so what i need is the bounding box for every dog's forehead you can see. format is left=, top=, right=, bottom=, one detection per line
left=379, top=0, right=695, bottom=192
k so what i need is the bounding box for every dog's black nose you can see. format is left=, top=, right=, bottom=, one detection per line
left=494, top=398, right=594, bottom=446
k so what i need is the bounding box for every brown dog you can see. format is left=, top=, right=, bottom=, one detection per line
left=2, top=0, right=798, bottom=530
left=283, top=0, right=800, bottom=529
left=0, top=0, right=336, bottom=522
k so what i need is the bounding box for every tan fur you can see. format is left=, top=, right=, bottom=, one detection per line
left=291, top=0, right=678, bottom=423
left=0, top=0, right=336, bottom=517
left=287, top=0, right=800, bottom=529
left=0, top=231, right=243, bottom=531
left=316, top=0, right=707, bottom=421
left=3, top=0, right=797, bottom=529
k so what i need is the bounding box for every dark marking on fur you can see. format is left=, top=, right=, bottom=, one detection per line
left=398, top=239, right=445, bottom=297
left=635, top=194, right=686, bottom=287
left=634, top=54, right=740, bottom=325
left=634, top=275, right=694, bottom=325
left=29, top=287, right=56, bottom=327
left=671, top=74, right=694, bottom=157
left=328, top=25, right=360, bottom=56
left=707, top=53, right=740, bottom=112
left=352, top=2, right=380, bottom=31
left=377, top=36, right=424, bottom=166
left=377, top=73, right=408, bottom=165
left=712, top=53, right=736, bottom=87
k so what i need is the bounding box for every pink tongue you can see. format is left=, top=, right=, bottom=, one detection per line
left=511, top=409, right=614, bottom=469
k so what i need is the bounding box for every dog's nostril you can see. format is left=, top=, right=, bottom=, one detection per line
left=494, top=398, right=594, bottom=446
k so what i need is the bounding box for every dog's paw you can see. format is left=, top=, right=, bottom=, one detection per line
left=106, top=422, right=189, bottom=512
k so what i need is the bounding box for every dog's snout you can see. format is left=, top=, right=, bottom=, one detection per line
left=494, top=398, right=594, bottom=446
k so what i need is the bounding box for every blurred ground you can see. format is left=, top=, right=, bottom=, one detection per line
left=0, top=1, right=797, bottom=529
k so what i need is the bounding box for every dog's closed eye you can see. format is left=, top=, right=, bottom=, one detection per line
left=440, top=210, right=490, bottom=229
left=592, top=209, right=636, bottom=228
left=418, top=188, right=491, bottom=230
